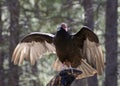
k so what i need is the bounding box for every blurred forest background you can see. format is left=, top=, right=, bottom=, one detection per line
left=0, top=0, right=120, bottom=86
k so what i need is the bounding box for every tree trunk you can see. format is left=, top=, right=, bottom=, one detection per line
left=105, top=0, right=118, bottom=86
left=0, top=1, right=4, bottom=85
left=82, top=0, right=94, bottom=29
left=7, top=0, right=20, bottom=86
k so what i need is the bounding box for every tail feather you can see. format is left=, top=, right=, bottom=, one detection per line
left=76, top=59, right=97, bottom=79
left=52, top=58, right=63, bottom=71
left=53, top=58, right=97, bottom=79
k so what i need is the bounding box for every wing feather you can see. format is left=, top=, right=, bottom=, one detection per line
left=12, top=43, right=21, bottom=62
left=73, top=26, right=104, bottom=75
left=30, top=45, right=36, bottom=65
left=19, top=45, right=27, bottom=64
left=13, top=44, right=24, bottom=64
left=83, top=38, right=104, bottom=75
left=12, top=32, right=55, bottom=65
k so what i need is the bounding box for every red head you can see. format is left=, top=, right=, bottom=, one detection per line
left=60, top=23, right=68, bottom=31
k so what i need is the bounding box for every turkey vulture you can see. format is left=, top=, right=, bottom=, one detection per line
left=12, top=23, right=104, bottom=79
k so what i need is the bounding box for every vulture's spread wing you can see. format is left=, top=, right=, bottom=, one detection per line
left=12, top=32, right=55, bottom=65
left=73, top=26, right=104, bottom=76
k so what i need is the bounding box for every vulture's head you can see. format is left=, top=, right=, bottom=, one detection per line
left=58, top=23, right=69, bottom=32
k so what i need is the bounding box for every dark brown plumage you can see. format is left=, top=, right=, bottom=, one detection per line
left=12, top=23, right=104, bottom=79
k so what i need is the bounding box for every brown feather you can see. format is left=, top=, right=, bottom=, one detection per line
left=13, top=44, right=24, bottom=64
left=12, top=44, right=21, bottom=62
left=83, top=38, right=104, bottom=75
left=12, top=25, right=104, bottom=80
left=52, top=58, right=63, bottom=71
left=19, top=46, right=26, bottom=64
left=76, top=59, right=97, bottom=79
left=12, top=41, right=55, bottom=65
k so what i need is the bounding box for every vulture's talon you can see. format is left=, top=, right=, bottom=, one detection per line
left=62, top=61, right=74, bottom=74
left=62, top=62, right=68, bottom=70
left=69, top=65, right=73, bottom=74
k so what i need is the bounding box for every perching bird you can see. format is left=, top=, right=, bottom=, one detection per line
left=12, top=23, right=104, bottom=79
